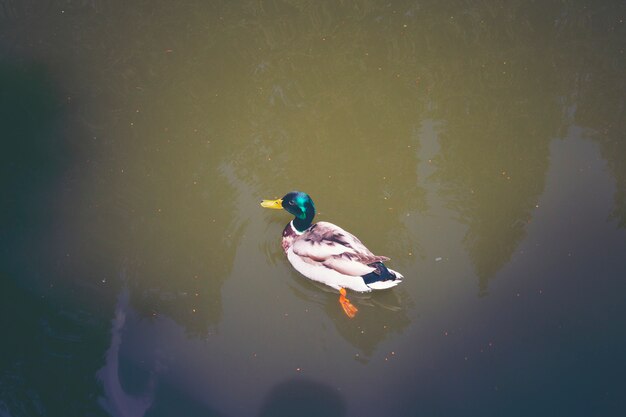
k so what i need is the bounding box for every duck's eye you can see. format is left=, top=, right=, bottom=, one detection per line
left=288, top=200, right=296, bottom=206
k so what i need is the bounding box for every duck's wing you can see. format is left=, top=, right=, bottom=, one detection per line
left=292, top=221, right=389, bottom=277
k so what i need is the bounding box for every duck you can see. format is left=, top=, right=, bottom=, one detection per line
left=261, top=191, right=403, bottom=318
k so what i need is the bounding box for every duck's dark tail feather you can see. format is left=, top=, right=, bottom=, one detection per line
left=362, top=262, right=397, bottom=284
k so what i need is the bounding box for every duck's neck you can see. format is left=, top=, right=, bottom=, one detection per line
left=293, top=205, right=315, bottom=232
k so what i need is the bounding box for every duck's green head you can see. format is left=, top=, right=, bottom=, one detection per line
left=261, top=191, right=316, bottom=231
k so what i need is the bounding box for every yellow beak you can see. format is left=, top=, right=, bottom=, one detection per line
left=260, top=198, right=283, bottom=210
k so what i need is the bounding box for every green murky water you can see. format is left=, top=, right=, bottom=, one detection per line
left=2, top=1, right=626, bottom=416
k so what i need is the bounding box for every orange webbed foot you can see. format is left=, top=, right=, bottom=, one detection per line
left=339, top=288, right=358, bottom=318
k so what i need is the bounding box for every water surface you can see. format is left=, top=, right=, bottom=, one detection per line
left=1, top=1, right=626, bottom=416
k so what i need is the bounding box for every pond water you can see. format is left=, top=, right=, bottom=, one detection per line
left=2, top=1, right=626, bottom=416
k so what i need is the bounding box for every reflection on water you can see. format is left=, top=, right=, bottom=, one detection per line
left=98, top=288, right=156, bottom=417
left=2, top=0, right=626, bottom=416
left=97, top=286, right=226, bottom=417
left=288, top=278, right=411, bottom=358
left=425, top=0, right=626, bottom=293
left=430, top=62, right=553, bottom=293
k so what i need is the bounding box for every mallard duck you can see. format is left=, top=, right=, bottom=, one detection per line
left=261, top=191, right=403, bottom=318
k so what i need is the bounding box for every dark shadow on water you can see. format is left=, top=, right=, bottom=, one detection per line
left=0, top=60, right=67, bottom=282
left=0, top=272, right=110, bottom=417
left=0, top=59, right=111, bottom=417
left=257, top=378, right=346, bottom=417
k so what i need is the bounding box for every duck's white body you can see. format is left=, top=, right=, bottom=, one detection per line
left=281, top=221, right=403, bottom=293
